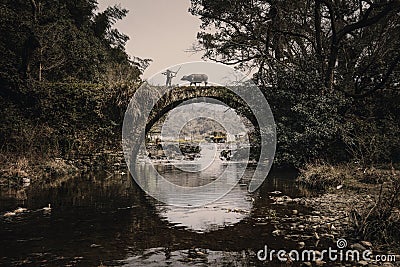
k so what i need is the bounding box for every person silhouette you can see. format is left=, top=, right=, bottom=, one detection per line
left=162, top=69, right=178, bottom=87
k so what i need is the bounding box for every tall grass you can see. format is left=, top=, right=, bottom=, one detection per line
left=350, top=173, right=400, bottom=244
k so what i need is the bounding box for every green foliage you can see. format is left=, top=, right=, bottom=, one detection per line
left=0, top=0, right=143, bottom=85
left=0, top=82, right=136, bottom=158
left=0, top=1, right=145, bottom=161
left=93, top=5, right=129, bottom=50
left=263, top=67, right=350, bottom=167
left=190, top=0, right=400, bottom=94
left=190, top=0, right=400, bottom=167
left=341, top=93, right=400, bottom=167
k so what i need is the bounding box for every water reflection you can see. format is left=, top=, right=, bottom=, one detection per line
left=135, top=159, right=248, bottom=207
left=147, top=163, right=253, bottom=232
left=0, top=166, right=302, bottom=266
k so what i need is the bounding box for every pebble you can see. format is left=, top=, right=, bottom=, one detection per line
left=351, top=243, right=366, bottom=251
left=4, top=212, right=16, bottom=217
left=269, top=190, right=282, bottom=195
left=18, top=170, right=29, bottom=177
left=360, top=241, right=372, bottom=248
left=314, top=232, right=320, bottom=240
left=298, top=241, right=305, bottom=249
left=382, top=262, right=395, bottom=267
left=315, top=259, right=326, bottom=266
left=358, top=260, right=369, bottom=266
left=14, top=207, right=27, bottom=213
left=320, top=233, right=334, bottom=239
left=272, top=229, right=281, bottom=236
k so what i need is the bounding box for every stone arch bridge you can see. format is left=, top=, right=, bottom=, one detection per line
left=145, top=85, right=258, bottom=133
left=122, top=83, right=274, bottom=170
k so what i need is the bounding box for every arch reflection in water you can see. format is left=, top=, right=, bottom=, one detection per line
left=136, top=162, right=254, bottom=232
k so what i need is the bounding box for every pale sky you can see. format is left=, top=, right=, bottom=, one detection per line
left=97, top=0, right=204, bottom=78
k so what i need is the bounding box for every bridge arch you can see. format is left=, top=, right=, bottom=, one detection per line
left=145, top=86, right=258, bottom=134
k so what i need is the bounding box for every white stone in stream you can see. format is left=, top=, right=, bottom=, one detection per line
left=22, top=177, right=31, bottom=187
left=292, top=209, right=298, bottom=215
left=269, top=190, right=282, bottom=195
left=272, top=229, right=281, bottom=236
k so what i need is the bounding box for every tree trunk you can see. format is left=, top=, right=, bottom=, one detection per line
left=314, top=0, right=324, bottom=79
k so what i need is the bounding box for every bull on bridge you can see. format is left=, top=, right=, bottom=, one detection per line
left=181, top=74, right=208, bottom=86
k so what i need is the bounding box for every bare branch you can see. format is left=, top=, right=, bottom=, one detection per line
left=337, top=0, right=400, bottom=41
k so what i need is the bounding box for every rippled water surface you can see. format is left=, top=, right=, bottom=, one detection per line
left=0, top=164, right=307, bottom=266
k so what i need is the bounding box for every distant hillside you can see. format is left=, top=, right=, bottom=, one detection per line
left=149, top=103, right=253, bottom=140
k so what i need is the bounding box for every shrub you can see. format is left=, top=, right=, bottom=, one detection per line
left=0, top=81, right=138, bottom=160
left=296, top=162, right=350, bottom=190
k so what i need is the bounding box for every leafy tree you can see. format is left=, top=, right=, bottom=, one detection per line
left=0, top=0, right=142, bottom=85
left=0, top=0, right=151, bottom=164
left=93, top=5, right=129, bottom=50
left=189, top=0, right=400, bottom=166
left=190, top=0, right=400, bottom=95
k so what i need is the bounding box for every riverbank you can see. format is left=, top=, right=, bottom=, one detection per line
left=0, top=81, right=134, bottom=192
left=0, top=150, right=127, bottom=192
left=1, top=160, right=399, bottom=266
left=294, top=163, right=400, bottom=266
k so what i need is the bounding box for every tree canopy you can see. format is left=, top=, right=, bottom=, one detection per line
left=0, top=0, right=147, bottom=86
left=190, top=0, right=400, bottom=97
left=0, top=1, right=148, bottom=160
left=190, top=0, right=400, bottom=166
